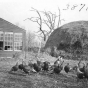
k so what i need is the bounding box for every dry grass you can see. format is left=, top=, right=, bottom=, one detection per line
left=0, top=52, right=88, bottom=88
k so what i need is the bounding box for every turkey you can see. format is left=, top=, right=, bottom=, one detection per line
left=79, top=64, right=85, bottom=73
left=53, top=60, right=64, bottom=74
left=22, top=66, right=30, bottom=74
left=42, top=61, right=50, bottom=71
left=54, top=60, right=61, bottom=67
left=9, top=62, right=19, bottom=73
left=18, top=59, right=26, bottom=70
left=18, top=64, right=24, bottom=70
left=33, top=62, right=42, bottom=72
left=78, top=60, right=86, bottom=73
left=84, top=63, right=88, bottom=79
left=76, top=66, right=84, bottom=79
left=75, top=59, right=86, bottom=79
left=57, top=55, right=63, bottom=62
left=53, top=66, right=61, bottom=74
left=19, top=60, right=31, bottom=74
left=64, top=63, right=71, bottom=73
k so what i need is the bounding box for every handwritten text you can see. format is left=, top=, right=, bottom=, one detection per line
left=63, top=4, right=88, bottom=12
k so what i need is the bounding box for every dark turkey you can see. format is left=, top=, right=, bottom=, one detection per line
left=22, top=66, right=30, bottom=74
left=42, top=61, right=50, bottom=71
left=18, top=60, right=26, bottom=70
left=9, top=62, right=19, bottom=72
left=64, top=63, right=70, bottom=73
left=33, top=63, right=41, bottom=72
left=75, top=59, right=86, bottom=79
left=79, top=65, right=85, bottom=73
left=54, top=66, right=62, bottom=74
left=84, top=63, right=88, bottom=79
left=19, top=61, right=30, bottom=74
left=18, top=64, right=24, bottom=70
left=76, top=66, right=84, bottom=79
left=53, top=61, right=64, bottom=74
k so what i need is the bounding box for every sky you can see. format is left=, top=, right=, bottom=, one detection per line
left=0, top=0, right=88, bottom=33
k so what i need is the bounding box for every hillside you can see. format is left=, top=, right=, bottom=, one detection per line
left=45, top=20, right=88, bottom=49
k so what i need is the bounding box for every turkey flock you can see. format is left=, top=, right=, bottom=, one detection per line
left=9, top=55, right=88, bottom=80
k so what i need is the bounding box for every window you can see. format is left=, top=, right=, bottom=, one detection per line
left=4, top=32, right=13, bottom=51
left=0, top=31, right=3, bottom=50
left=14, top=33, right=22, bottom=51
left=14, top=33, right=22, bottom=42
left=14, top=42, right=22, bottom=51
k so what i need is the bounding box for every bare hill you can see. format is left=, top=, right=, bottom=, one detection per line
left=45, top=21, right=88, bottom=49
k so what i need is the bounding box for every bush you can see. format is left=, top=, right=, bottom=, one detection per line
left=71, top=40, right=82, bottom=50
left=57, top=42, right=70, bottom=52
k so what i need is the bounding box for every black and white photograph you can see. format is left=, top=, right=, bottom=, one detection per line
left=0, top=0, right=88, bottom=88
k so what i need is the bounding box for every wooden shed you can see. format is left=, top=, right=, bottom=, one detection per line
left=0, top=18, right=26, bottom=58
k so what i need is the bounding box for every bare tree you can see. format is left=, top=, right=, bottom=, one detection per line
left=24, top=7, right=46, bottom=41
left=26, top=31, right=36, bottom=48
left=24, top=7, right=65, bottom=42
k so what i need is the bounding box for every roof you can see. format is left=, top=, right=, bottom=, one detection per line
left=0, top=18, right=26, bottom=32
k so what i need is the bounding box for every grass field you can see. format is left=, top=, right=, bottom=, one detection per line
left=0, top=52, right=88, bottom=88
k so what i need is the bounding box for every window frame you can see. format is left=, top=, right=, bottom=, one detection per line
left=14, top=33, right=22, bottom=51
left=4, top=32, right=13, bottom=51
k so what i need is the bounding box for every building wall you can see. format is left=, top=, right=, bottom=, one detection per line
left=0, top=19, right=26, bottom=57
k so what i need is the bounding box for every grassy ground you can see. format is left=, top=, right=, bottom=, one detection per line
left=0, top=52, right=88, bottom=88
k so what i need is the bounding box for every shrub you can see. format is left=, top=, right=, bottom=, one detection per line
left=71, top=40, right=82, bottom=50
left=57, top=42, right=70, bottom=52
